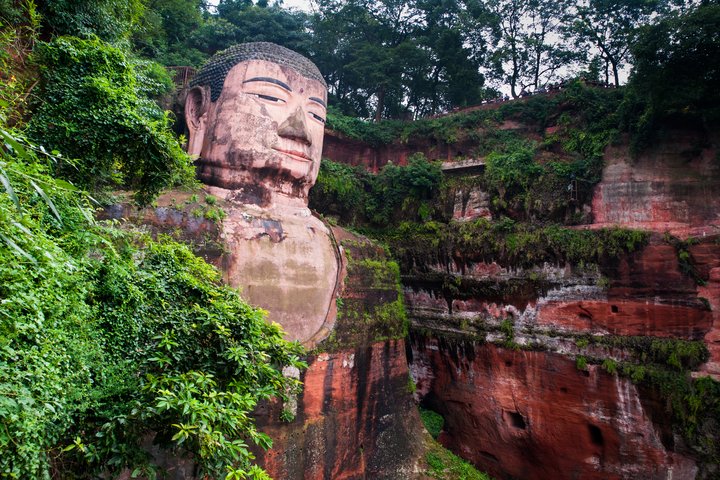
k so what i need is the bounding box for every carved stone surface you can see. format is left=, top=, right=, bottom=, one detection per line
left=184, top=43, right=335, bottom=344
left=208, top=186, right=340, bottom=344
left=186, top=46, right=328, bottom=206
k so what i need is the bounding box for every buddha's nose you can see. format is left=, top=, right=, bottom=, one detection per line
left=278, top=106, right=312, bottom=145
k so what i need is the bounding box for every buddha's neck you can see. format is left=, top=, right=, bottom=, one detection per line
left=205, top=183, right=312, bottom=215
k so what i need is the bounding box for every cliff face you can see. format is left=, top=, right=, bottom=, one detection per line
left=409, top=337, right=698, bottom=480
left=321, top=103, right=720, bottom=479
left=402, top=233, right=718, bottom=479
left=255, top=341, right=418, bottom=480
left=591, top=129, right=720, bottom=238
left=106, top=195, right=424, bottom=479
left=253, top=230, right=423, bottom=479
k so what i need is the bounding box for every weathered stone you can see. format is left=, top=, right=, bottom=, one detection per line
left=590, top=131, right=720, bottom=238
left=409, top=336, right=698, bottom=480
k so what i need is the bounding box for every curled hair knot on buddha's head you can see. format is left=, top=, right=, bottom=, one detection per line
left=190, top=42, right=327, bottom=102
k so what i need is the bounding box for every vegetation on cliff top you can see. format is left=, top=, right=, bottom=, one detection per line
left=316, top=82, right=623, bottom=225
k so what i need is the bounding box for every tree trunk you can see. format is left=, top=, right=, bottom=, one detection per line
left=375, top=86, right=385, bottom=122
left=610, top=57, right=619, bottom=86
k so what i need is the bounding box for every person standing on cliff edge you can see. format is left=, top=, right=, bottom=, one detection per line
left=183, top=42, right=340, bottom=347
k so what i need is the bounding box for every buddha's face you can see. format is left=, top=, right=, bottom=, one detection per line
left=186, top=59, right=327, bottom=200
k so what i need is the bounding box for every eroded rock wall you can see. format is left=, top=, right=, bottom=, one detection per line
left=253, top=230, right=423, bottom=479
left=107, top=193, right=424, bottom=479
left=590, top=129, right=720, bottom=238
left=403, top=231, right=718, bottom=478
left=255, top=341, right=419, bottom=480
left=409, top=336, right=698, bottom=480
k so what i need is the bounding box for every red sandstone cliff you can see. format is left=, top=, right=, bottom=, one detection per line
left=321, top=107, right=720, bottom=479
left=106, top=198, right=425, bottom=479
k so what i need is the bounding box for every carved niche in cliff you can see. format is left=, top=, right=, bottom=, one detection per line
left=184, top=42, right=338, bottom=345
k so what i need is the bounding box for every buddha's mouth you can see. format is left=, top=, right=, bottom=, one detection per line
left=272, top=147, right=312, bottom=162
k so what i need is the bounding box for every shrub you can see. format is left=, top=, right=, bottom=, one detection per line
left=28, top=36, right=194, bottom=205
left=420, top=408, right=445, bottom=439
left=0, top=122, right=303, bottom=479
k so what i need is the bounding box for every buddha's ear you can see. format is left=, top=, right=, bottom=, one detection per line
left=184, top=86, right=211, bottom=157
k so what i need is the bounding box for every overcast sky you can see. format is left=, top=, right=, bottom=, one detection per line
left=206, top=0, right=314, bottom=12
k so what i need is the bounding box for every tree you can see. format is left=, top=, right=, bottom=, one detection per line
left=481, top=0, right=577, bottom=98
left=36, top=0, right=144, bottom=44
left=311, top=0, right=490, bottom=119
left=625, top=2, right=720, bottom=140
left=206, top=0, right=312, bottom=54
left=416, top=0, right=487, bottom=112
left=567, top=0, right=666, bottom=86
left=133, top=0, right=208, bottom=66
left=28, top=36, right=193, bottom=204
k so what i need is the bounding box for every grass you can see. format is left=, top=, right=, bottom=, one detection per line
left=420, top=408, right=493, bottom=480
left=424, top=436, right=493, bottom=480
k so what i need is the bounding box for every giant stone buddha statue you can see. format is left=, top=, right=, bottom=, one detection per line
left=184, top=43, right=339, bottom=345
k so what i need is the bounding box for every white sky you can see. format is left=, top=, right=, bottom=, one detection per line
left=206, top=0, right=314, bottom=12
left=280, top=0, right=314, bottom=12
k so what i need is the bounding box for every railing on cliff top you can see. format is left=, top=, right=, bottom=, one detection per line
left=166, top=66, right=197, bottom=90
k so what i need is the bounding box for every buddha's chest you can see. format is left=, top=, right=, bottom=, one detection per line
left=220, top=209, right=339, bottom=344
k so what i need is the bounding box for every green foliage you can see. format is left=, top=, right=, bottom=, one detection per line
left=499, top=318, right=514, bottom=342
left=37, top=0, right=144, bottom=44
left=310, top=154, right=442, bottom=227
left=133, top=0, right=207, bottom=66
left=0, top=122, right=303, bottom=479
left=623, top=3, right=720, bottom=150
left=327, top=82, right=622, bottom=146
left=383, top=219, right=648, bottom=272
left=322, top=84, right=621, bottom=224
left=420, top=408, right=445, bottom=439
left=27, top=36, right=194, bottom=205
left=663, top=233, right=705, bottom=285
left=576, top=356, right=588, bottom=370
left=617, top=364, right=720, bottom=466
left=425, top=444, right=492, bottom=480
left=310, top=158, right=366, bottom=224
left=601, top=358, right=618, bottom=374
left=594, top=335, right=709, bottom=371
left=367, top=154, right=442, bottom=225
left=407, top=375, right=417, bottom=394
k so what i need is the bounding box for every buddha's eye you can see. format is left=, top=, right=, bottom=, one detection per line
left=252, top=93, right=286, bottom=103
left=310, top=112, right=325, bottom=124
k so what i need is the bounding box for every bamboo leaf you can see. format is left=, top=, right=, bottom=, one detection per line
left=0, top=166, right=19, bottom=210
left=0, top=232, right=37, bottom=264
left=30, top=180, right=63, bottom=226
left=0, top=129, right=29, bottom=161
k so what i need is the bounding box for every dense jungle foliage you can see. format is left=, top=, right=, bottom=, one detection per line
left=0, top=117, right=305, bottom=478
left=1, top=0, right=720, bottom=477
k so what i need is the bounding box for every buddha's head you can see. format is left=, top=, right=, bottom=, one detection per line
left=185, top=43, right=327, bottom=205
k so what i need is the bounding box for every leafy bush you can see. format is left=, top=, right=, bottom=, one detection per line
left=310, top=159, right=366, bottom=224
left=37, top=0, right=144, bottom=44
left=310, top=155, right=441, bottom=227
left=420, top=408, right=445, bottom=439
left=366, top=153, right=442, bottom=225
left=383, top=219, right=649, bottom=272
left=0, top=122, right=303, bottom=479
left=27, top=36, right=194, bottom=205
